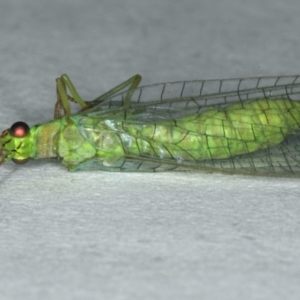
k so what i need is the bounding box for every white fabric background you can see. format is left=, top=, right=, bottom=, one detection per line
left=1, top=0, right=300, bottom=299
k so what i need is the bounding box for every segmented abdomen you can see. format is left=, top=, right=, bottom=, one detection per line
left=59, top=98, right=300, bottom=168
left=122, top=99, right=300, bottom=161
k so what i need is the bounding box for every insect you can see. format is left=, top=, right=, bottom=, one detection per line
left=1, top=73, right=300, bottom=177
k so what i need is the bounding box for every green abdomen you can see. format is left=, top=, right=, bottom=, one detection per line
left=55, top=99, right=300, bottom=168
left=116, top=99, right=300, bottom=161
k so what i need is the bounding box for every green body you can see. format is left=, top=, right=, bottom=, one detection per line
left=28, top=98, right=300, bottom=171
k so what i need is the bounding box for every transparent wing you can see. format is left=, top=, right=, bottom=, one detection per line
left=73, top=75, right=300, bottom=177
left=198, top=134, right=300, bottom=177
left=72, top=138, right=300, bottom=176
left=82, top=75, right=300, bottom=120
left=71, top=156, right=188, bottom=172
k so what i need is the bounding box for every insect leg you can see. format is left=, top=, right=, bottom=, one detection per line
left=54, top=74, right=89, bottom=118
left=89, top=74, right=141, bottom=107
left=54, top=74, right=142, bottom=118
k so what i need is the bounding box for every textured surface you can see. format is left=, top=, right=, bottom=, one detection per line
left=1, top=0, right=300, bottom=299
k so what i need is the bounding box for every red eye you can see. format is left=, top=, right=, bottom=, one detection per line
left=9, top=122, right=30, bottom=138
